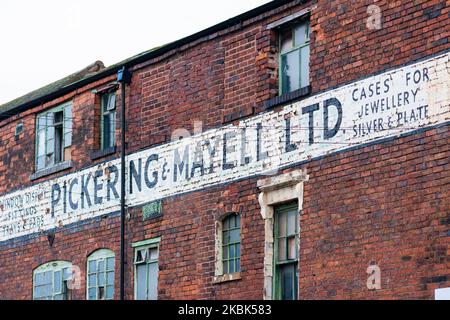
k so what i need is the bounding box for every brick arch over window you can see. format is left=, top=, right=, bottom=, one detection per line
left=213, top=212, right=242, bottom=284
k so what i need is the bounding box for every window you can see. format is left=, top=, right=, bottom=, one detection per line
left=100, top=92, right=116, bottom=150
left=273, top=203, right=298, bottom=300
left=279, top=19, right=310, bottom=95
left=33, top=261, right=73, bottom=300
left=36, top=102, right=72, bottom=171
left=87, top=249, right=115, bottom=300
left=222, top=214, right=241, bottom=274
left=134, top=239, right=160, bottom=300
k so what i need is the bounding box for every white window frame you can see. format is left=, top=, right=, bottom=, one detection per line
left=33, top=260, right=72, bottom=300
left=86, top=249, right=115, bottom=300
left=133, top=238, right=160, bottom=300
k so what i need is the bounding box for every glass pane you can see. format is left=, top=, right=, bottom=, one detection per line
left=98, top=272, right=105, bottom=286
left=88, top=288, right=96, bottom=300
left=223, top=261, right=228, bottom=274
left=102, top=95, right=109, bottom=112
left=294, top=22, right=308, bottom=46
left=287, top=211, right=297, bottom=235
left=148, top=263, right=158, bottom=300
left=107, top=271, right=114, bottom=285
left=223, top=231, right=230, bottom=245
left=43, top=271, right=52, bottom=284
left=149, top=248, right=158, bottom=260
left=103, top=114, right=111, bottom=149
left=54, top=271, right=61, bottom=293
left=288, top=237, right=297, bottom=260
left=88, top=260, right=97, bottom=273
left=37, top=115, right=46, bottom=130
left=236, top=244, right=240, bottom=258
left=98, top=260, right=105, bottom=272
left=229, top=259, right=235, bottom=273
left=37, top=156, right=45, bottom=170
left=230, top=229, right=240, bottom=243
left=229, top=245, right=235, bottom=260
left=88, top=274, right=97, bottom=287
left=281, top=264, right=295, bottom=300
left=280, top=28, right=293, bottom=53
left=106, top=285, right=114, bottom=300
left=63, top=268, right=72, bottom=281
left=37, top=130, right=46, bottom=156
left=281, top=50, right=301, bottom=94
left=35, top=272, right=44, bottom=285
left=107, top=257, right=115, bottom=271
left=108, top=94, right=116, bottom=110
left=278, top=239, right=287, bottom=261
left=236, top=215, right=240, bottom=227
left=300, top=45, right=310, bottom=88
left=42, top=284, right=52, bottom=299
left=236, top=258, right=241, bottom=272
left=136, top=264, right=147, bottom=300
left=223, top=246, right=228, bottom=260
left=223, top=217, right=229, bottom=229
left=110, top=112, right=116, bottom=147
left=278, top=212, right=287, bottom=237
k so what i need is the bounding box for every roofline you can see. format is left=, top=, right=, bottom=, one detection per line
left=0, top=0, right=296, bottom=122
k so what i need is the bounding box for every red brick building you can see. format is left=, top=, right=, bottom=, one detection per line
left=0, top=0, right=449, bottom=300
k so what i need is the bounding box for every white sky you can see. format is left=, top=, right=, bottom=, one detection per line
left=0, top=0, right=271, bottom=105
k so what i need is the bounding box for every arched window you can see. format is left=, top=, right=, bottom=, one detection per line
left=33, top=261, right=72, bottom=300
left=221, top=214, right=241, bottom=274
left=87, top=249, right=115, bottom=300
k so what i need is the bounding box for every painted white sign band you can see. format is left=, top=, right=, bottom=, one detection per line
left=0, top=52, right=449, bottom=243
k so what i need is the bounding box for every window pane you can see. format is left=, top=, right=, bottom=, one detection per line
left=288, top=237, right=297, bottom=260
left=37, top=115, right=46, bottom=130
left=236, top=258, right=241, bottom=272
left=278, top=239, right=287, bottom=261
left=106, top=285, right=114, bottom=300
left=236, top=215, right=240, bottom=227
left=278, top=212, right=287, bottom=237
left=107, top=257, right=114, bottom=271
left=229, top=259, right=235, bottom=273
left=37, top=129, right=46, bottom=156
left=287, top=211, right=297, bottom=235
left=107, top=271, right=114, bottom=285
left=223, top=217, right=229, bottom=229
left=103, top=114, right=111, bottom=149
left=98, top=260, right=105, bottom=272
left=223, top=260, right=228, bottom=274
left=236, top=244, right=241, bottom=259
left=149, top=248, right=158, bottom=261
left=64, top=104, right=72, bottom=148
left=230, top=229, right=240, bottom=243
left=281, top=264, right=295, bottom=300
left=98, top=272, right=105, bottom=286
left=281, top=50, right=301, bottom=94
left=54, top=271, right=61, bottom=293
left=88, top=274, right=97, bottom=287
left=147, top=263, right=158, bottom=300
left=300, top=45, right=310, bottom=88
left=136, top=264, right=147, bottom=300
left=88, top=287, right=96, bottom=300
left=109, top=111, right=116, bottom=147
left=223, top=246, right=228, bottom=260
left=88, top=260, right=97, bottom=273
left=280, top=28, right=293, bottom=53
left=223, top=231, right=230, bottom=245
left=294, top=22, right=308, bottom=46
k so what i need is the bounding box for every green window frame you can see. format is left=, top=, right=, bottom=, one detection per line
left=222, top=214, right=241, bottom=274
left=279, top=19, right=310, bottom=95
left=100, top=92, right=116, bottom=150
left=134, top=239, right=160, bottom=300
left=273, top=203, right=299, bottom=300
left=87, top=249, right=115, bottom=300
left=33, top=261, right=72, bottom=300
left=35, top=101, right=72, bottom=171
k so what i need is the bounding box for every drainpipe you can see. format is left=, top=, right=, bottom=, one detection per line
left=117, top=67, right=132, bottom=300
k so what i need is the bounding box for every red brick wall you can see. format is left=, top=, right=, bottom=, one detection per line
left=0, top=0, right=448, bottom=299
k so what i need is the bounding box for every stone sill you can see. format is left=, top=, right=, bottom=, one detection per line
left=213, top=272, right=242, bottom=284
left=30, top=161, right=73, bottom=181
left=263, top=86, right=311, bottom=110
left=90, top=146, right=117, bottom=160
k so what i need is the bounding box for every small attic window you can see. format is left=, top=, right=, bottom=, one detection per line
left=15, top=123, right=24, bottom=136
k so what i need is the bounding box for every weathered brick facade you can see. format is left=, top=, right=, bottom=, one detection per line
left=0, top=0, right=449, bottom=300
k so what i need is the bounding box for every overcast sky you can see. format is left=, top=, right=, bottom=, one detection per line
left=0, top=0, right=271, bottom=105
